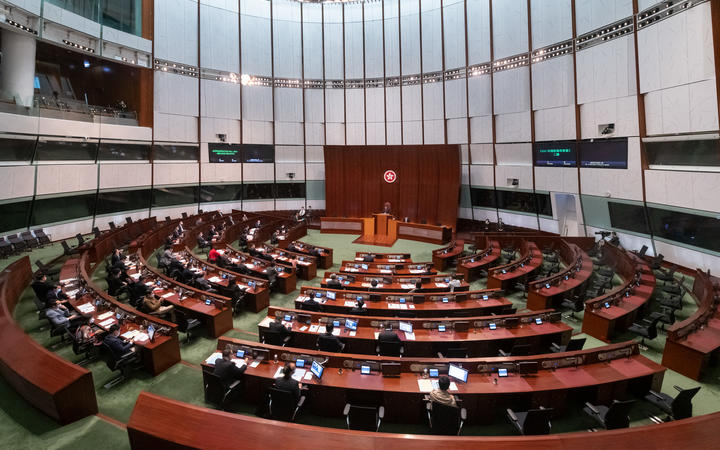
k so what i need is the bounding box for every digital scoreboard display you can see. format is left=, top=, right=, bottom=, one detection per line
left=533, top=141, right=577, bottom=167
left=208, top=144, right=241, bottom=163
left=579, top=138, right=628, bottom=169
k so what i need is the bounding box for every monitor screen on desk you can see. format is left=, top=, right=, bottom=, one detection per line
left=448, top=364, right=468, bottom=383
left=489, top=323, right=497, bottom=330
left=398, top=297, right=406, bottom=304
left=284, top=314, right=292, bottom=322
left=442, top=297, right=449, bottom=303
left=604, top=302, right=611, bottom=309
left=311, top=360, right=324, bottom=379
left=236, top=349, right=245, bottom=358
left=345, top=319, right=357, bottom=331
left=535, top=317, right=543, bottom=325
left=399, top=321, right=413, bottom=333
left=482, top=295, right=489, bottom=300
left=296, top=358, right=305, bottom=368
left=545, top=283, right=551, bottom=289
left=429, top=368, right=439, bottom=378
left=327, top=291, right=336, bottom=300
left=361, top=264, right=369, bottom=270
left=315, top=292, right=322, bottom=298
left=333, top=320, right=341, bottom=328
left=361, top=365, right=370, bottom=375
left=147, top=324, right=155, bottom=341
left=437, top=325, right=446, bottom=332
left=498, top=368, right=509, bottom=377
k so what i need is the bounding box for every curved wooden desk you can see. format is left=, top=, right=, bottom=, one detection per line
left=283, top=240, right=334, bottom=269
left=296, top=286, right=513, bottom=317
left=259, top=306, right=571, bottom=357
left=487, top=240, right=543, bottom=290
left=662, top=270, right=720, bottom=380
left=526, top=242, right=593, bottom=310
left=340, top=260, right=437, bottom=276
left=457, top=238, right=501, bottom=282
left=432, top=240, right=465, bottom=271
left=0, top=257, right=98, bottom=424
left=252, top=243, right=318, bottom=280
left=582, top=245, right=655, bottom=342
left=319, top=272, right=470, bottom=293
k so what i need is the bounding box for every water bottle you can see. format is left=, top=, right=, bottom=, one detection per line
left=273, top=353, right=278, bottom=364
left=423, top=368, right=428, bottom=379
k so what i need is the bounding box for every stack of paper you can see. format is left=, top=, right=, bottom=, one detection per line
left=405, top=332, right=416, bottom=340
left=133, top=332, right=149, bottom=342
left=121, top=330, right=138, bottom=340
left=344, top=301, right=356, bottom=307
left=410, top=269, right=423, bottom=274
left=205, top=352, right=222, bottom=365
left=332, top=328, right=341, bottom=336
left=380, top=269, right=392, bottom=274
left=77, top=303, right=95, bottom=314
left=417, top=379, right=434, bottom=392
left=98, top=311, right=114, bottom=320
left=401, top=284, right=415, bottom=289
left=309, top=325, right=319, bottom=333
left=161, top=292, right=174, bottom=299
left=208, top=276, right=222, bottom=283
left=435, top=283, right=448, bottom=288
left=130, top=273, right=141, bottom=280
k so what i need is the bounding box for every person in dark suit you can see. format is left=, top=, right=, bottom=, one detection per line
left=266, top=263, right=278, bottom=286
left=268, top=316, right=291, bottom=338
left=302, top=295, right=321, bottom=312
left=378, top=324, right=401, bottom=343
left=127, top=276, right=151, bottom=306
left=317, top=323, right=343, bottom=351
left=31, top=274, right=54, bottom=302
left=45, top=284, right=69, bottom=307
left=226, top=278, right=246, bottom=312
left=382, top=202, right=391, bottom=214
left=287, top=243, right=299, bottom=253
left=408, top=281, right=424, bottom=293
left=110, top=248, right=124, bottom=267
left=167, top=258, right=185, bottom=279
left=350, top=298, right=366, bottom=315
left=274, top=363, right=302, bottom=399
left=214, top=347, right=248, bottom=388
left=103, top=324, right=135, bottom=357
left=363, top=253, right=375, bottom=262
left=326, top=274, right=342, bottom=289
left=106, top=268, right=129, bottom=297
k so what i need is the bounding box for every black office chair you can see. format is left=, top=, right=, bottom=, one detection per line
left=645, top=385, right=700, bottom=421
left=550, top=337, right=586, bottom=353
left=649, top=306, right=676, bottom=331
left=0, top=238, right=14, bottom=258
left=426, top=401, right=467, bottom=435
left=655, top=265, right=676, bottom=283
left=583, top=399, right=635, bottom=429
left=662, top=282, right=682, bottom=295
left=628, top=316, right=660, bottom=350
left=102, top=342, right=142, bottom=389
left=61, top=240, right=77, bottom=256
left=175, top=310, right=202, bottom=343
left=20, top=231, right=39, bottom=249
left=33, top=228, right=51, bottom=246
left=317, top=334, right=345, bottom=352
left=49, top=321, right=69, bottom=346
left=7, top=234, right=26, bottom=252
left=597, top=266, right=614, bottom=278
left=262, top=329, right=292, bottom=347
left=67, top=329, right=100, bottom=366
left=376, top=340, right=404, bottom=357
left=658, top=293, right=683, bottom=310
left=197, top=235, right=212, bottom=253
left=649, top=254, right=664, bottom=270
left=561, top=294, right=585, bottom=321
left=343, top=403, right=384, bottom=432
left=92, top=227, right=102, bottom=238
left=75, top=233, right=85, bottom=247
left=35, top=260, right=60, bottom=279
left=31, top=295, right=48, bottom=323
left=204, top=371, right=242, bottom=411
left=506, top=407, right=553, bottom=435
left=498, top=344, right=531, bottom=357
left=266, top=387, right=305, bottom=422
left=437, top=347, right=468, bottom=358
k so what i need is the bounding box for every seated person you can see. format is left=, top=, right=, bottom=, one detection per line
left=46, top=301, right=82, bottom=330
left=378, top=324, right=401, bottom=344
left=363, top=253, right=375, bottom=262
left=179, top=266, right=203, bottom=285
left=226, top=278, right=246, bottom=311
left=106, top=268, right=129, bottom=297
left=286, top=243, right=299, bottom=253
left=274, top=363, right=302, bottom=399
left=205, top=225, right=219, bottom=241
left=408, top=281, right=424, bottom=293
left=110, top=248, right=125, bottom=268
left=167, top=259, right=185, bottom=279
left=326, top=274, right=343, bottom=289
left=449, top=277, right=462, bottom=292
left=208, top=247, right=220, bottom=264
left=214, top=347, right=248, bottom=388
left=368, top=279, right=379, bottom=290
left=268, top=316, right=291, bottom=337
left=157, top=246, right=174, bottom=269
left=127, top=276, right=151, bottom=306
left=429, top=375, right=457, bottom=407
left=317, top=322, right=343, bottom=350
left=255, top=219, right=262, bottom=229
left=74, top=323, right=99, bottom=345
left=350, top=298, right=366, bottom=315
left=270, top=231, right=279, bottom=245
left=302, top=295, right=321, bottom=312
left=31, top=274, right=54, bottom=302
left=45, top=284, right=69, bottom=308
left=177, top=221, right=185, bottom=234
left=193, top=277, right=215, bottom=293
left=141, top=293, right=175, bottom=320
left=266, top=263, right=278, bottom=286
left=103, top=324, right=136, bottom=357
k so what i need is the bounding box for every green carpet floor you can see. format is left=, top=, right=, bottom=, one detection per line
left=2, top=229, right=719, bottom=448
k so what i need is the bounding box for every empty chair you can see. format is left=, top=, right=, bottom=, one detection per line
left=266, top=387, right=305, bottom=422
left=426, top=400, right=467, bottom=435
left=628, top=316, right=661, bottom=349
left=261, top=329, right=292, bottom=347
left=658, top=293, right=683, bottom=310
left=102, top=342, right=142, bottom=389
left=636, top=245, right=648, bottom=258
left=108, top=221, right=116, bottom=230
left=182, top=212, right=189, bottom=219
left=0, top=238, right=14, bottom=258
left=649, top=306, right=676, bottom=331
left=125, top=217, right=133, bottom=224
left=656, top=265, right=677, bottom=283
left=7, top=234, right=26, bottom=252
left=20, top=231, right=39, bottom=248
left=92, top=227, right=102, bottom=238
left=61, top=240, right=77, bottom=256
left=376, top=340, right=404, bottom=357
left=561, top=294, right=585, bottom=320
left=35, top=260, right=60, bottom=279
left=506, top=407, right=553, bottom=435
left=204, top=371, right=242, bottom=411
left=343, top=403, right=384, bottom=432
left=175, top=310, right=202, bottom=343
left=33, top=229, right=51, bottom=246
left=437, top=347, right=468, bottom=358
left=165, top=216, right=172, bottom=222
left=645, top=385, right=700, bottom=420
left=662, top=282, right=682, bottom=295
left=583, top=399, right=635, bottom=430
left=498, top=344, right=531, bottom=357
left=550, top=338, right=586, bottom=353
left=649, top=254, right=664, bottom=270
left=597, top=266, right=614, bottom=278
left=75, top=233, right=85, bottom=247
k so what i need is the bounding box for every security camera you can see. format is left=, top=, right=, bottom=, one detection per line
left=287, top=172, right=296, bottom=179
left=217, top=133, right=227, bottom=142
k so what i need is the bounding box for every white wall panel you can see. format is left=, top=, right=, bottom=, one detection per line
left=0, top=166, right=35, bottom=200
left=242, top=86, right=273, bottom=121
left=345, top=4, right=365, bottom=79
left=400, top=0, right=421, bottom=75
left=155, top=0, right=198, bottom=66
left=498, top=211, right=538, bottom=229
left=323, top=4, right=344, bottom=79
left=200, top=163, right=243, bottom=183
left=155, top=72, right=199, bottom=116
left=467, top=0, right=491, bottom=65
left=575, top=0, right=632, bottom=35
left=421, top=0, right=443, bottom=73
left=325, top=89, right=345, bottom=123
left=200, top=118, right=241, bottom=143
left=153, top=163, right=199, bottom=185
left=384, top=0, right=401, bottom=77
left=304, top=89, right=325, bottom=123
left=645, top=170, right=720, bottom=213
left=495, top=112, right=531, bottom=143
left=580, top=138, right=643, bottom=200
left=653, top=240, right=720, bottom=273
left=532, top=55, right=574, bottom=110
left=534, top=166, right=579, bottom=193
left=274, top=88, right=303, bottom=123
left=306, top=162, right=325, bottom=180
left=531, top=0, right=572, bottom=49
left=242, top=121, right=273, bottom=144
left=365, top=4, right=384, bottom=78
left=302, top=4, right=324, bottom=79
left=470, top=144, right=494, bottom=165
left=273, top=0, right=302, bottom=79
left=579, top=96, right=638, bottom=139
left=534, top=106, right=576, bottom=141
left=200, top=3, right=239, bottom=72
left=243, top=163, right=274, bottom=181
left=274, top=122, right=304, bottom=145
left=201, top=79, right=241, bottom=120
left=99, top=164, right=152, bottom=189
left=275, top=145, right=305, bottom=163
left=495, top=143, right=532, bottom=166
left=241, top=0, right=272, bottom=76
left=154, top=113, right=198, bottom=142
left=443, top=0, right=466, bottom=70
left=493, top=67, right=530, bottom=115
left=36, top=164, right=96, bottom=195
left=492, top=0, right=528, bottom=59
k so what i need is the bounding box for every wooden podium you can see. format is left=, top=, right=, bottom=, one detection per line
left=353, top=214, right=398, bottom=246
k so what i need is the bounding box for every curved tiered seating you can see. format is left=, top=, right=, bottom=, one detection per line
left=320, top=272, right=470, bottom=293
left=526, top=241, right=594, bottom=310
left=662, top=269, right=720, bottom=380
left=486, top=240, right=543, bottom=290
left=258, top=306, right=572, bottom=357
left=582, top=245, right=656, bottom=342
left=0, top=256, right=98, bottom=423
left=296, top=286, right=512, bottom=317
left=457, top=238, right=501, bottom=282
left=282, top=240, right=334, bottom=269
left=432, top=240, right=465, bottom=271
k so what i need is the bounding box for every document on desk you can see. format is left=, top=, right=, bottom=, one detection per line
left=417, top=379, right=434, bottom=392
left=409, top=270, right=423, bottom=274
left=309, top=325, right=319, bottom=333
left=145, top=281, right=155, bottom=286
left=401, top=284, right=415, bottom=289
left=249, top=360, right=261, bottom=368
left=161, top=292, right=174, bottom=299
left=349, top=331, right=356, bottom=337
left=232, top=359, right=247, bottom=369
left=122, top=330, right=138, bottom=340
left=274, top=367, right=306, bottom=381
left=258, top=317, right=273, bottom=328
left=304, top=371, right=313, bottom=380
left=435, top=283, right=449, bottom=288
left=332, top=328, right=341, bottom=336
left=130, top=273, right=141, bottom=280
left=98, top=311, right=114, bottom=320
left=408, top=304, right=416, bottom=309
left=374, top=332, right=380, bottom=339
left=448, top=382, right=458, bottom=391
left=399, top=304, right=408, bottom=310
left=208, top=276, right=222, bottom=283
left=404, top=332, right=416, bottom=340
left=133, top=332, right=149, bottom=342
left=299, top=326, right=308, bottom=331
left=60, top=278, right=76, bottom=284
left=344, top=301, right=356, bottom=307
left=77, top=303, right=95, bottom=314
left=387, top=303, right=398, bottom=309
left=205, top=352, right=222, bottom=365
left=318, top=326, right=327, bottom=334
left=380, top=269, right=392, bottom=273
left=99, top=318, right=115, bottom=328
left=361, top=283, right=372, bottom=288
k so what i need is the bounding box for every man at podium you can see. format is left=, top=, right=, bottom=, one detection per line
left=382, top=201, right=391, bottom=214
